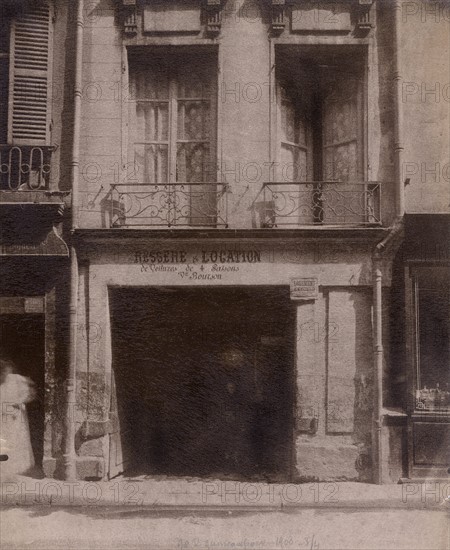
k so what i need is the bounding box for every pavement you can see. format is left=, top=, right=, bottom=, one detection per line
left=0, top=502, right=448, bottom=550
left=1, top=477, right=448, bottom=550
left=1, top=475, right=449, bottom=510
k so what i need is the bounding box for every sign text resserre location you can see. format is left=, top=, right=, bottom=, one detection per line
left=134, top=250, right=262, bottom=264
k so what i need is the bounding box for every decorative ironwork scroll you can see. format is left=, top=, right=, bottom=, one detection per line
left=0, top=145, right=54, bottom=191
left=110, top=182, right=228, bottom=228
left=261, top=181, right=382, bottom=227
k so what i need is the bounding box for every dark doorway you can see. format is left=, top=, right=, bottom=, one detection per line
left=110, top=286, right=295, bottom=481
left=0, top=314, right=45, bottom=470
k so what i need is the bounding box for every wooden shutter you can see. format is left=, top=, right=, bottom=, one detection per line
left=8, top=1, right=52, bottom=145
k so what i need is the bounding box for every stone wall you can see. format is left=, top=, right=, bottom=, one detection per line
left=401, top=0, right=450, bottom=213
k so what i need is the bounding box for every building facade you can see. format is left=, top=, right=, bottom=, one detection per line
left=0, top=0, right=448, bottom=483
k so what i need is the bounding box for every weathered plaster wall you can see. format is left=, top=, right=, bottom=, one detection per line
left=295, top=289, right=373, bottom=482
left=373, top=2, right=396, bottom=225
left=79, top=0, right=122, bottom=227
left=50, top=0, right=71, bottom=191
left=401, top=0, right=450, bottom=213
left=219, top=0, right=270, bottom=228
left=74, top=0, right=399, bottom=229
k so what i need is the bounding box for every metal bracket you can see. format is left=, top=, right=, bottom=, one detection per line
left=121, top=0, right=137, bottom=35
left=356, top=0, right=374, bottom=33
left=204, top=0, right=223, bottom=35
left=270, top=0, right=286, bottom=34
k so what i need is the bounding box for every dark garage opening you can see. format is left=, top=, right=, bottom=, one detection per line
left=110, top=286, right=295, bottom=481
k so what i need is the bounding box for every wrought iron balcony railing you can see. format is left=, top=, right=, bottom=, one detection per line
left=260, top=181, right=382, bottom=227
left=0, top=144, right=54, bottom=191
left=110, top=183, right=228, bottom=228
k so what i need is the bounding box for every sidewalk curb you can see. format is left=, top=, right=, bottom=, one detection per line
left=1, top=478, right=448, bottom=510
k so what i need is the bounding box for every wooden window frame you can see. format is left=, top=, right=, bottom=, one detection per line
left=274, top=49, right=368, bottom=184
left=127, top=49, right=218, bottom=185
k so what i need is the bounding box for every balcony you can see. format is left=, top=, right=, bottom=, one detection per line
left=0, top=145, right=68, bottom=256
left=0, top=145, right=55, bottom=191
left=259, top=182, right=382, bottom=228
left=110, top=183, right=228, bottom=228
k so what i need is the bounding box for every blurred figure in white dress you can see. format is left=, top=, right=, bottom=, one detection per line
left=0, top=358, right=36, bottom=480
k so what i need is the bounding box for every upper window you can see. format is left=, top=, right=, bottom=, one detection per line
left=128, top=49, right=217, bottom=185
left=275, top=47, right=365, bottom=183
left=0, top=1, right=52, bottom=146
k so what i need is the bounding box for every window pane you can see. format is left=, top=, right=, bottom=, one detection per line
left=177, top=100, right=211, bottom=141
left=416, top=268, right=450, bottom=411
left=176, top=143, right=210, bottom=183
left=134, top=144, right=168, bottom=184
left=322, top=78, right=361, bottom=182
left=281, top=97, right=307, bottom=148
left=323, top=86, right=358, bottom=146
left=323, top=141, right=357, bottom=182
left=176, top=143, right=215, bottom=225
left=131, top=64, right=169, bottom=100
left=280, top=143, right=308, bottom=182
left=136, top=103, right=169, bottom=142
left=130, top=60, right=170, bottom=184
left=177, top=65, right=211, bottom=99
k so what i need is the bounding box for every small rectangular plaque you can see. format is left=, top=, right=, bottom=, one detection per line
left=25, top=297, right=44, bottom=313
left=292, top=3, right=352, bottom=32
left=144, top=0, right=201, bottom=33
left=290, top=277, right=318, bottom=300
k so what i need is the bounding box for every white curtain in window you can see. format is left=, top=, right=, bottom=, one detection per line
left=322, top=77, right=362, bottom=182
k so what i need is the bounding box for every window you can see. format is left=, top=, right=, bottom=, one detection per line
left=276, top=48, right=365, bottom=182
left=128, top=49, right=217, bottom=185
left=414, top=267, right=450, bottom=411
left=120, top=48, right=220, bottom=226
left=0, top=1, right=52, bottom=145
left=263, top=47, right=373, bottom=227
left=0, top=1, right=53, bottom=190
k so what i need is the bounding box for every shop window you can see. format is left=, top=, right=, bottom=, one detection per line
left=128, top=49, right=217, bottom=185
left=413, top=267, right=450, bottom=411
left=275, top=48, right=365, bottom=182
